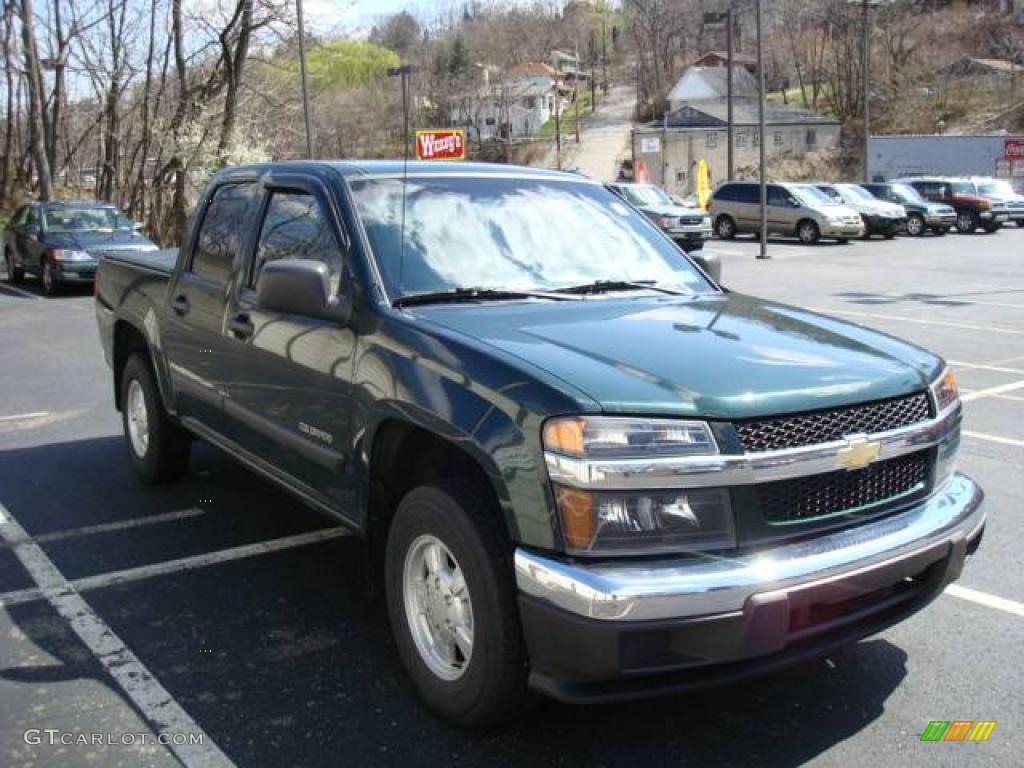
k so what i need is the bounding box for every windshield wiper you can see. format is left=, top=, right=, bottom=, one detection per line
left=393, top=286, right=580, bottom=308
left=551, top=279, right=689, bottom=296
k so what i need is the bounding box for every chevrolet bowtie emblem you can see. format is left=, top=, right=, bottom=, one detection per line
left=836, top=436, right=881, bottom=471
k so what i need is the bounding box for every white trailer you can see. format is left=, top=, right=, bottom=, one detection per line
left=868, top=134, right=1024, bottom=191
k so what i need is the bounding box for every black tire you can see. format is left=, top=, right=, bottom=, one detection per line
left=837, top=238, right=850, bottom=244
left=982, top=221, right=1002, bottom=233
left=1017, top=220, right=1024, bottom=228
left=797, top=219, right=820, bottom=244
left=41, top=259, right=60, bottom=297
left=955, top=210, right=978, bottom=234
left=385, top=480, right=530, bottom=727
left=715, top=214, right=736, bottom=239
left=119, top=353, right=191, bottom=483
left=905, top=213, right=926, bottom=237
left=4, top=249, right=24, bottom=283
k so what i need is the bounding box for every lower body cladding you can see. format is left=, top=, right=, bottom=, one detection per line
left=514, top=472, right=984, bottom=703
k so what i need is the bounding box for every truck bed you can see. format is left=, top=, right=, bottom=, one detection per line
left=99, top=247, right=179, bottom=274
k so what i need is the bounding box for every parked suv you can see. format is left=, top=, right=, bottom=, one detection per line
left=710, top=181, right=864, bottom=244
left=968, top=177, right=1024, bottom=228
left=815, top=182, right=907, bottom=239
left=607, top=182, right=712, bottom=250
left=895, top=177, right=1009, bottom=234
left=862, top=182, right=955, bottom=236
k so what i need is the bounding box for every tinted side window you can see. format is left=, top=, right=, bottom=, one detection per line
left=767, top=186, right=789, bottom=206
left=191, top=183, right=259, bottom=283
left=713, top=184, right=734, bottom=202
left=736, top=184, right=758, bottom=204
left=252, top=191, right=344, bottom=293
left=25, top=207, right=39, bottom=226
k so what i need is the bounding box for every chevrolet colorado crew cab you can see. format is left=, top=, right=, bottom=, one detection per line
left=95, top=161, right=985, bottom=726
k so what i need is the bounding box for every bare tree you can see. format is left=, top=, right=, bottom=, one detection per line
left=19, top=0, right=54, bottom=199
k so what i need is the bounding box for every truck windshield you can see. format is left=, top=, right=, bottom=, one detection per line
left=44, top=207, right=131, bottom=233
left=349, top=176, right=715, bottom=300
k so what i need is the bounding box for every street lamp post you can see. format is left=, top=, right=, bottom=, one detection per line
left=756, top=0, right=768, bottom=260
left=296, top=0, right=314, bottom=158
left=387, top=65, right=416, bottom=160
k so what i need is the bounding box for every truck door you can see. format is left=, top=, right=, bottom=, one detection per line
left=163, top=180, right=261, bottom=432
left=220, top=175, right=358, bottom=519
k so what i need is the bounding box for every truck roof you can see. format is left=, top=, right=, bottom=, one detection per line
left=209, top=159, right=588, bottom=183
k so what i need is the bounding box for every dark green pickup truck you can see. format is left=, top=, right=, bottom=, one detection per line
left=95, top=161, right=984, bottom=726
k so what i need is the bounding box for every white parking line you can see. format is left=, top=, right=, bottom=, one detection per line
left=963, top=430, right=1024, bottom=448
left=0, top=411, right=49, bottom=423
left=808, top=307, right=1024, bottom=336
left=961, top=379, right=1024, bottom=403
left=70, top=527, right=349, bottom=592
left=0, top=283, right=42, bottom=300
left=0, top=526, right=349, bottom=606
left=949, top=360, right=1024, bottom=376
left=946, top=584, right=1024, bottom=618
left=0, top=507, right=207, bottom=549
left=0, top=502, right=235, bottom=768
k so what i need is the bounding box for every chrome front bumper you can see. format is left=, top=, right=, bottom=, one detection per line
left=515, top=472, right=984, bottom=622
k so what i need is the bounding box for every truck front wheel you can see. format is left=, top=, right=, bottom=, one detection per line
left=385, top=480, right=530, bottom=726
left=120, top=353, right=191, bottom=483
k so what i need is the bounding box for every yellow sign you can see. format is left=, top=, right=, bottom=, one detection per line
left=695, top=159, right=712, bottom=210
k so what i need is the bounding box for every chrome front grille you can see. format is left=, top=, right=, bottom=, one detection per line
left=756, top=451, right=930, bottom=524
left=733, top=392, right=932, bottom=453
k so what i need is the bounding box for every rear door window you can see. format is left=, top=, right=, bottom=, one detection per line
left=190, top=182, right=260, bottom=284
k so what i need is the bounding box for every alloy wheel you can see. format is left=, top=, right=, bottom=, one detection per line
left=402, top=533, right=474, bottom=681
left=126, top=378, right=150, bottom=458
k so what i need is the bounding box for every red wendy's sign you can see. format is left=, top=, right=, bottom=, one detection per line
left=1005, top=139, right=1024, bottom=160
left=415, top=130, right=466, bottom=161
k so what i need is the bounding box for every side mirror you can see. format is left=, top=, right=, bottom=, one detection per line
left=132, top=221, right=144, bottom=231
left=690, top=250, right=721, bottom=284
left=256, top=259, right=351, bottom=324
left=23, top=223, right=40, bottom=237
left=788, top=197, right=800, bottom=207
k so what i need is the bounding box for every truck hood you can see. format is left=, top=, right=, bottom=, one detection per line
left=415, top=293, right=941, bottom=419
left=43, top=230, right=158, bottom=253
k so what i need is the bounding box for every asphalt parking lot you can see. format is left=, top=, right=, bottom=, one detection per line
left=0, top=228, right=1021, bottom=767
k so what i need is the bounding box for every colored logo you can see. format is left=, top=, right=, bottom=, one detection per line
left=415, top=130, right=466, bottom=161
left=920, top=721, right=997, bottom=742
left=835, top=436, right=881, bottom=471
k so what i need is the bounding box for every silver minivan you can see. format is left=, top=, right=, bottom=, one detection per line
left=710, top=181, right=865, bottom=244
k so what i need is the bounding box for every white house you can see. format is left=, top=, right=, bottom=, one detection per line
left=451, top=62, right=571, bottom=142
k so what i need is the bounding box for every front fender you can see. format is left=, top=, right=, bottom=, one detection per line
left=353, top=313, right=599, bottom=551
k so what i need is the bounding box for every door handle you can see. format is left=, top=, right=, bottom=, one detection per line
left=171, top=294, right=190, bottom=316
left=228, top=313, right=254, bottom=339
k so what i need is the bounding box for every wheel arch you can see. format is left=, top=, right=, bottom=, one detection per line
left=112, top=319, right=173, bottom=413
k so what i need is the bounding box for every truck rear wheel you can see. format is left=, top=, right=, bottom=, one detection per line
left=385, top=480, right=530, bottom=726
left=120, top=353, right=191, bottom=483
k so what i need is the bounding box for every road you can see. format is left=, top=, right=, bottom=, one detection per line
left=0, top=228, right=1021, bottom=767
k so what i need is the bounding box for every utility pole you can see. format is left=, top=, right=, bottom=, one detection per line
left=296, top=0, right=314, bottom=158
left=602, top=17, right=608, bottom=96
left=756, top=0, right=768, bottom=259
left=704, top=4, right=735, bottom=180
left=387, top=65, right=415, bottom=159
left=726, top=3, right=735, bottom=180
left=861, top=0, right=871, bottom=182
left=553, top=84, right=561, bottom=169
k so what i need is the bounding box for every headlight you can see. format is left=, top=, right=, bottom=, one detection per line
left=930, top=366, right=959, bottom=412
left=702, top=216, right=711, bottom=227
left=51, top=249, right=91, bottom=262
left=543, top=417, right=734, bottom=554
